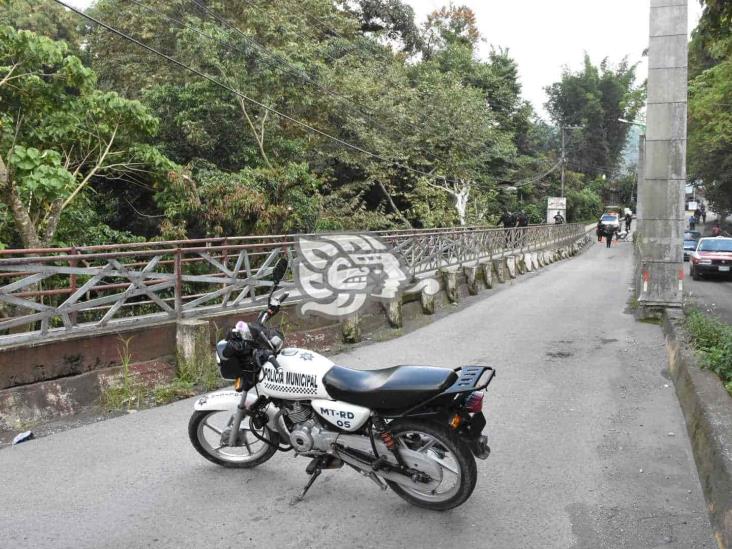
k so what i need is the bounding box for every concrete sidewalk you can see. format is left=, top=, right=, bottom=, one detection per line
left=0, top=238, right=713, bottom=548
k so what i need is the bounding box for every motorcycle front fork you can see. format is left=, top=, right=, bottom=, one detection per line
left=227, top=391, right=250, bottom=447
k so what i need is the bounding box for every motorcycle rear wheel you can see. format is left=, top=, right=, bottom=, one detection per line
left=385, top=419, right=477, bottom=511
left=188, top=410, right=278, bottom=468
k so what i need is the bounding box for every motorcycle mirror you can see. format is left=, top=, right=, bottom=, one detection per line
left=272, top=257, right=288, bottom=285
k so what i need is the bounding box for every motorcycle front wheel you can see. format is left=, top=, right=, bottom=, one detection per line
left=188, top=410, right=278, bottom=468
left=385, top=419, right=477, bottom=511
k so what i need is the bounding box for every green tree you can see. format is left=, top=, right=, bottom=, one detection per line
left=0, top=0, right=82, bottom=51
left=0, top=26, right=173, bottom=248
left=545, top=55, right=644, bottom=178
left=688, top=0, right=732, bottom=213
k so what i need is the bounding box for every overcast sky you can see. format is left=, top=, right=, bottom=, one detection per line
left=407, top=0, right=703, bottom=119
left=67, top=0, right=703, bottom=119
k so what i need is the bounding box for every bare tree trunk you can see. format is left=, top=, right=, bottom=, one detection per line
left=0, top=156, right=41, bottom=248
left=376, top=180, right=412, bottom=228
left=454, top=182, right=470, bottom=227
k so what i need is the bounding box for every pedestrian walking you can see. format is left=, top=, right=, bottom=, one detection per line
left=500, top=210, right=516, bottom=248
left=700, top=203, right=707, bottom=224
left=516, top=211, right=529, bottom=227
left=711, top=222, right=722, bottom=237
left=689, top=214, right=697, bottom=231
left=605, top=226, right=614, bottom=248
left=553, top=211, right=565, bottom=225
left=624, top=212, right=632, bottom=232
left=596, top=219, right=603, bottom=242
left=500, top=210, right=516, bottom=228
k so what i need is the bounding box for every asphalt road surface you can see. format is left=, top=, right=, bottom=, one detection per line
left=685, top=216, right=732, bottom=325
left=0, top=238, right=714, bottom=549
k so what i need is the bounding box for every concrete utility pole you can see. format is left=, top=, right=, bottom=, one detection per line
left=636, top=0, right=687, bottom=309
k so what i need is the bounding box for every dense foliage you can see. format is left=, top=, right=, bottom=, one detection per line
left=689, top=0, right=732, bottom=213
left=0, top=0, right=644, bottom=248
left=686, top=310, right=732, bottom=395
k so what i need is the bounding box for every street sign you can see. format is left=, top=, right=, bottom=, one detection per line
left=547, top=197, right=567, bottom=224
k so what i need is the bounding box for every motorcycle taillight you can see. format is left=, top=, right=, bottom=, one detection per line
left=465, top=391, right=484, bottom=413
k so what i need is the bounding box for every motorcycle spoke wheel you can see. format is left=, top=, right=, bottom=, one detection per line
left=189, top=410, right=278, bottom=468
left=384, top=420, right=478, bottom=511
left=397, top=432, right=461, bottom=500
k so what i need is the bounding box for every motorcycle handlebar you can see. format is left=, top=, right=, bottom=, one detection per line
left=254, top=349, right=280, bottom=370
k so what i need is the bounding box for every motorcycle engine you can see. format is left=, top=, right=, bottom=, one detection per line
left=284, top=403, right=335, bottom=454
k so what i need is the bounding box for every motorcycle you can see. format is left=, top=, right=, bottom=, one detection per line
left=188, top=258, right=495, bottom=510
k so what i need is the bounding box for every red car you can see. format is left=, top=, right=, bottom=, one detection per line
left=689, top=237, right=732, bottom=280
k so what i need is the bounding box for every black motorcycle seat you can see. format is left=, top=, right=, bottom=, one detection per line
left=322, top=365, right=458, bottom=411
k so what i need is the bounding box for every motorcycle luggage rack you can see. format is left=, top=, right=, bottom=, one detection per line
left=443, top=366, right=495, bottom=395
left=393, top=366, right=495, bottom=418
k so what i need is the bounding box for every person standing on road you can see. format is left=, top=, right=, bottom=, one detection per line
left=596, top=218, right=604, bottom=242
left=624, top=212, right=632, bottom=232
left=689, top=214, right=697, bottom=231
left=700, top=203, right=707, bottom=224
left=712, top=222, right=722, bottom=237
left=605, top=225, right=615, bottom=248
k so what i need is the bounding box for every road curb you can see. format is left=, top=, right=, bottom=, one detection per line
left=663, top=310, right=732, bottom=549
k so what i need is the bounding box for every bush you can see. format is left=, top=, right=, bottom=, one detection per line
left=686, top=310, right=732, bottom=395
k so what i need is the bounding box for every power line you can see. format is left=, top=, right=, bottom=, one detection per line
left=171, top=0, right=381, bottom=121
left=184, top=0, right=464, bottom=149
left=502, top=159, right=563, bottom=188
left=125, top=0, right=430, bottom=158
left=54, top=0, right=459, bottom=184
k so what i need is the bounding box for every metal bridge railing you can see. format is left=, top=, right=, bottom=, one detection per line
left=0, top=224, right=586, bottom=345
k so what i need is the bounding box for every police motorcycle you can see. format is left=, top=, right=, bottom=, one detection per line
left=189, top=258, right=495, bottom=510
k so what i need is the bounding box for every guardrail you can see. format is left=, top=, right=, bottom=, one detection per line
left=0, top=223, right=586, bottom=345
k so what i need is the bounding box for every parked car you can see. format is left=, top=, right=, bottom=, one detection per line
left=683, top=230, right=701, bottom=261
left=689, top=237, right=732, bottom=280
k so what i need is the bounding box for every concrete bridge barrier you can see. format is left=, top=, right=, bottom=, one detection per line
left=0, top=223, right=592, bottom=427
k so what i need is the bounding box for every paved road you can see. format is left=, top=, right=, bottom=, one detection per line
left=685, top=215, right=732, bottom=324
left=0, top=238, right=713, bottom=548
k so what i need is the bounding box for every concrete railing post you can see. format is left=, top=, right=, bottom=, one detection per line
left=441, top=267, right=459, bottom=303
left=176, top=319, right=214, bottom=378
left=464, top=265, right=479, bottom=296
left=506, top=256, right=518, bottom=279
left=420, top=285, right=436, bottom=315
left=493, top=258, right=507, bottom=283
left=384, top=298, right=403, bottom=329
left=480, top=259, right=493, bottom=289
left=341, top=313, right=361, bottom=343
left=516, top=254, right=526, bottom=275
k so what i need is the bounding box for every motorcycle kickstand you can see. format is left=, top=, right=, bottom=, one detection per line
left=289, top=457, right=326, bottom=506
left=367, top=472, right=388, bottom=491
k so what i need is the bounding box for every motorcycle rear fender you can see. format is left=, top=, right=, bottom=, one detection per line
left=193, top=389, right=281, bottom=430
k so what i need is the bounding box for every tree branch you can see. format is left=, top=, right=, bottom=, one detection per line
left=61, top=124, right=118, bottom=212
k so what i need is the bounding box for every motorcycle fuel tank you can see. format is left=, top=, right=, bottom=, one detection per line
left=259, top=348, right=334, bottom=400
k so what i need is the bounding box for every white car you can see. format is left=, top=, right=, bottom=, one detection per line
left=598, top=213, right=620, bottom=233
